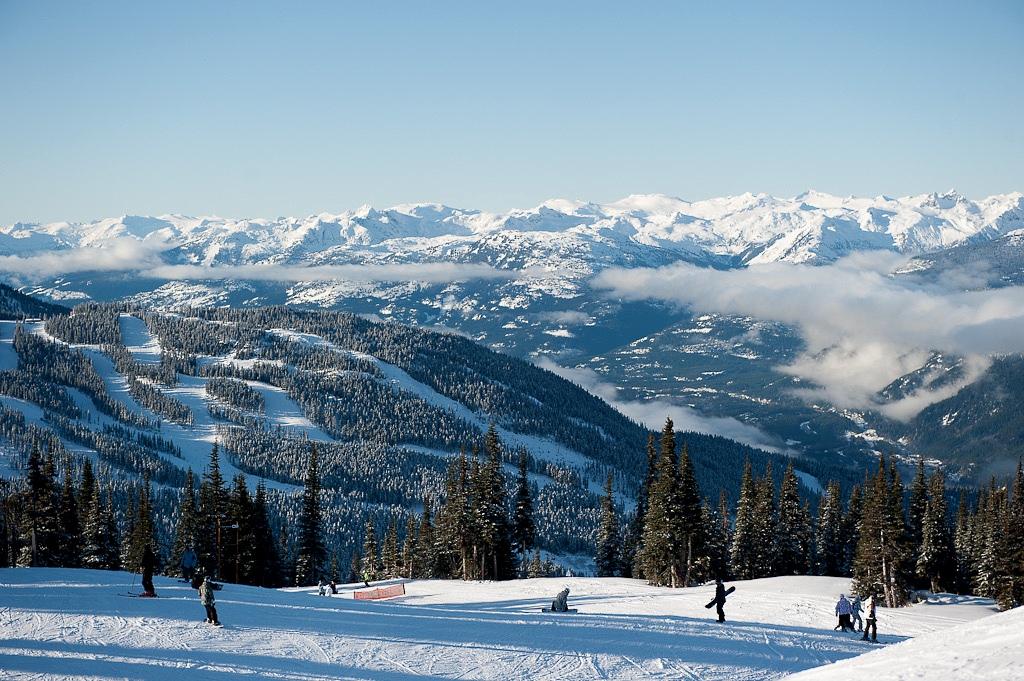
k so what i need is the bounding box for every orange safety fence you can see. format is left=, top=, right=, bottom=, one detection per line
left=353, top=582, right=406, bottom=600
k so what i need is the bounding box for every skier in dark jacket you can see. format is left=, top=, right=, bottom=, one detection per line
left=181, top=546, right=198, bottom=582
left=140, top=545, right=157, bottom=597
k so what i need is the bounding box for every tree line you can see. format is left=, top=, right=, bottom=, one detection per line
left=597, top=418, right=1024, bottom=611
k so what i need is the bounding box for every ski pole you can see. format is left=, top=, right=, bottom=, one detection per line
left=128, top=572, right=137, bottom=596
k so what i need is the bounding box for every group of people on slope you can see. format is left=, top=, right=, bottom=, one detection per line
left=139, top=544, right=221, bottom=626
left=835, top=593, right=878, bottom=641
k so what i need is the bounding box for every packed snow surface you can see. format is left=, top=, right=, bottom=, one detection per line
left=1, top=569, right=1017, bottom=680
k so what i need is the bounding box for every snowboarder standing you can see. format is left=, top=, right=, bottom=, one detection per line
left=140, top=545, right=157, bottom=597
left=200, top=575, right=221, bottom=626
left=706, top=578, right=730, bottom=622
left=835, top=594, right=853, bottom=632
left=181, top=546, right=198, bottom=582
left=851, top=595, right=864, bottom=632
left=861, top=594, right=877, bottom=642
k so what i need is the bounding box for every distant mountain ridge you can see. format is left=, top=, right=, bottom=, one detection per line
left=4, top=190, right=1024, bottom=485
left=4, top=190, right=1023, bottom=269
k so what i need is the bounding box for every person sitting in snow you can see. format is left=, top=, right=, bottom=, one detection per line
left=551, top=588, right=570, bottom=612
left=835, top=594, right=853, bottom=632
left=329, top=580, right=338, bottom=595
left=200, top=574, right=221, bottom=626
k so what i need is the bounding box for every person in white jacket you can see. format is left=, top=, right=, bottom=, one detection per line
left=861, top=595, right=877, bottom=642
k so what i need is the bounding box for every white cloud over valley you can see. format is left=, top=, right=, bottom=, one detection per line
left=593, top=254, right=1024, bottom=419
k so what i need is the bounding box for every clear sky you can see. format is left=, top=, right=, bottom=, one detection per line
left=1, top=0, right=1022, bottom=226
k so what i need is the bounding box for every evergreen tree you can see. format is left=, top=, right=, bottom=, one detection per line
left=595, top=472, right=621, bottom=577
left=362, top=516, right=379, bottom=581
left=706, top=490, right=732, bottom=581
left=852, top=456, right=910, bottom=607
left=225, top=473, right=253, bottom=584
left=82, top=485, right=119, bottom=570
left=250, top=479, right=284, bottom=587
left=57, top=458, right=81, bottom=568
left=169, top=469, right=200, bottom=577
left=18, top=441, right=61, bottom=567
left=415, top=498, right=435, bottom=579
left=970, top=485, right=998, bottom=598
left=751, top=463, right=776, bottom=578
left=639, top=418, right=683, bottom=587
left=814, top=481, right=844, bottom=576
left=840, top=483, right=862, bottom=575
left=994, top=460, right=1024, bottom=610
left=76, top=459, right=96, bottom=557
left=382, top=516, right=400, bottom=579
left=774, top=460, right=810, bottom=576
left=196, top=443, right=228, bottom=576
left=677, top=443, right=704, bottom=587
left=473, top=443, right=512, bottom=580
left=907, top=459, right=929, bottom=564
left=510, top=451, right=536, bottom=576
left=729, top=459, right=758, bottom=580
left=916, top=468, right=952, bottom=594
left=0, top=478, right=14, bottom=568
left=625, top=433, right=659, bottom=579
left=402, top=514, right=418, bottom=578
left=294, top=444, right=326, bottom=586
left=435, top=449, right=472, bottom=579
left=125, top=475, right=158, bottom=575
left=952, top=490, right=973, bottom=594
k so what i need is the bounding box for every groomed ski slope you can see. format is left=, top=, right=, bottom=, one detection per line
left=1, top=568, right=1018, bottom=680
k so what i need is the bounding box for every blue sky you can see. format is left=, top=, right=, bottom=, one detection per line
left=1, top=0, right=1021, bottom=226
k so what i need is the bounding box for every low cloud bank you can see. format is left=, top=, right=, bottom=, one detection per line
left=536, top=360, right=787, bottom=453
left=0, top=244, right=535, bottom=285
left=593, top=254, right=1024, bottom=419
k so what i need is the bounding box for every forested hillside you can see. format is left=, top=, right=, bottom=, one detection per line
left=0, top=297, right=822, bottom=580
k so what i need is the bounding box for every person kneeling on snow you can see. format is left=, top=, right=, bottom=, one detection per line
left=551, top=588, right=570, bottom=612
left=200, top=575, right=221, bottom=626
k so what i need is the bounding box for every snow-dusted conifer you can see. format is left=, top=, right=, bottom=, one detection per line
left=729, top=460, right=757, bottom=581
left=595, top=472, right=621, bottom=578
left=294, top=444, right=326, bottom=586
left=774, top=460, right=810, bottom=576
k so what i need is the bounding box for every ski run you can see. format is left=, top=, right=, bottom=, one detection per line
left=1, top=568, right=1021, bottom=680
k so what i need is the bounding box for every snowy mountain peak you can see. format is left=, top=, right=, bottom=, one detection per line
left=3, top=191, right=1022, bottom=267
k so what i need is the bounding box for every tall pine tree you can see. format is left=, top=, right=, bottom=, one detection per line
left=595, top=472, right=622, bottom=578
left=510, top=450, right=536, bottom=577
left=294, top=444, right=326, bottom=586
left=774, top=460, right=810, bottom=576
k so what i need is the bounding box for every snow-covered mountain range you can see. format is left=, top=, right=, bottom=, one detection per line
left=4, top=190, right=1024, bottom=482
left=4, top=190, right=1023, bottom=271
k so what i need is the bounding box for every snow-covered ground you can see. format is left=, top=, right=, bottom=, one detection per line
left=0, top=569, right=1018, bottom=680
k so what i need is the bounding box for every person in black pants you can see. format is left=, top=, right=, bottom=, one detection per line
left=140, top=545, right=157, bottom=597
left=861, top=595, right=877, bottom=641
